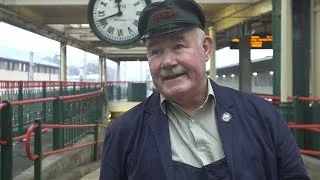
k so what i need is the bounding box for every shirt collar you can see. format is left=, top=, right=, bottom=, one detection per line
left=160, top=77, right=215, bottom=114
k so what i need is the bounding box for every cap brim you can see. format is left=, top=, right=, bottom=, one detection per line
left=141, top=27, right=186, bottom=40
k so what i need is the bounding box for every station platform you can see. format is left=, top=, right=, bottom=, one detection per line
left=1, top=0, right=320, bottom=179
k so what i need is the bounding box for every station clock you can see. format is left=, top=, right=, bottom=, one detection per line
left=88, top=0, right=151, bottom=46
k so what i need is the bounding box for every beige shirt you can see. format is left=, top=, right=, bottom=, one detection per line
left=160, top=78, right=225, bottom=168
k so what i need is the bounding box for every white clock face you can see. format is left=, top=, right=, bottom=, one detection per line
left=90, top=0, right=147, bottom=45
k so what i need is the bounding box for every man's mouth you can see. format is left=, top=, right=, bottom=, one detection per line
left=163, top=73, right=184, bottom=80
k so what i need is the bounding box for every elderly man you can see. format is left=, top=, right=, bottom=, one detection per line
left=99, top=0, right=310, bottom=179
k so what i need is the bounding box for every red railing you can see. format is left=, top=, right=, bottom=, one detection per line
left=0, top=80, right=106, bottom=89
left=0, top=140, right=7, bottom=145
left=105, top=80, right=153, bottom=85
left=59, top=88, right=104, bottom=103
left=259, top=95, right=320, bottom=103
left=24, top=123, right=104, bottom=161
left=288, top=122, right=320, bottom=156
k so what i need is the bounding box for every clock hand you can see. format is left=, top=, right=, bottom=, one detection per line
left=115, top=0, right=122, bottom=16
left=98, top=11, right=121, bottom=22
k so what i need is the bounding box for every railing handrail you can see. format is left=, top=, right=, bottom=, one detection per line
left=288, top=122, right=320, bottom=156
left=0, top=80, right=106, bottom=89
left=24, top=123, right=104, bottom=161
left=259, top=95, right=320, bottom=102
left=59, top=88, right=104, bottom=102
left=5, top=88, right=103, bottom=106
left=0, top=84, right=107, bottom=180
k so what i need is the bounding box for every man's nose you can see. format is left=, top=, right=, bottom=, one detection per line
left=161, top=50, right=177, bottom=69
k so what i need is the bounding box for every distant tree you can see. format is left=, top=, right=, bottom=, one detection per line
left=41, top=54, right=60, bottom=65
left=68, top=65, right=80, bottom=76
left=52, top=55, right=60, bottom=65
left=85, top=62, right=99, bottom=74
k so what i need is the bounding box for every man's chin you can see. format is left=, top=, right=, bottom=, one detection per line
left=161, top=85, right=189, bottom=98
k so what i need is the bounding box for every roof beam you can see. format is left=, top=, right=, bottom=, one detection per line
left=43, top=16, right=87, bottom=25
left=196, top=0, right=261, bottom=3
left=78, top=34, right=99, bottom=41
left=2, top=0, right=89, bottom=6
left=212, top=0, right=271, bottom=32
left=0, top=5, right=105, bottom=56
left=65, top=27, right=91, bottom=34
left=100, top=47, right=147, bottom=56
left=3, top=0, right=261, bottom=6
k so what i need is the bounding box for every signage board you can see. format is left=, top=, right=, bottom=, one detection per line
left=229, top=34, right=272, bottom=49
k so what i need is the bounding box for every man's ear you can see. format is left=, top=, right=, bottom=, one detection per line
left=202, top=36, right=213, bottom=62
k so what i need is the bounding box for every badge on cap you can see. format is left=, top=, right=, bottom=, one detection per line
left=221, top=112, right=232, bottom=122
left=152, top=9, right=176, bottom=23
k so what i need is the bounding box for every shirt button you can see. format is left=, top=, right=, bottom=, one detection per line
left=191, top=119, right=196, bottom=124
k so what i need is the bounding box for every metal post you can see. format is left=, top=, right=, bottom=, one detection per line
left=53, top=98, right=63, bottom=150
left=42, top=81, right=47, bottom=123
left=73, top=82, right=76, bottom=95
left=292, top=0, right=311, bottom=97
left=272, top=0, right=281, bottom=96
left=59, top=81, right=63, bottom=96
left=34, top=118, right=42, bottom=180
left=93, top=121, right=99, bottom=161
left=280, top=0, right=293, bottom=102
left=312, top=0, right=320, bottom=97
left=208, top=26, right=216, bottom=81
left=18, top=81, right=23, bottom=136
left=239, top=23, right=252, bottom=93
left=293, top=98, right=305, bottom=148
left=99, top=56, right=104, bottom=83
left=60, top=42, right=67, bottom=81
left=1, top=101, right=13, bottom=180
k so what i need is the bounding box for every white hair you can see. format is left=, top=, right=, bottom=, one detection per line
left=194, top=27, right=205, bottom=46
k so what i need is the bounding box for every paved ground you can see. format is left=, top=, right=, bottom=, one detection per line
left=11, top=131, right=53, bottom=177
left=80, top=168, right=100, bottom=180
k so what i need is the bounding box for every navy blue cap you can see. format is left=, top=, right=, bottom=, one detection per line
left=138, top=0, right=206, bottom=40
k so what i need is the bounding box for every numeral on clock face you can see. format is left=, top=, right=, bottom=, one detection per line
left=90, top=0, right=148, bottom=44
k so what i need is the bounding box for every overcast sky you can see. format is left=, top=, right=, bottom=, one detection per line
left=0, top=22, right=272, bottom=80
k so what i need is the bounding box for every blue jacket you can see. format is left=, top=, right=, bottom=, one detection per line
left=100, top=80, right=310, bottom=180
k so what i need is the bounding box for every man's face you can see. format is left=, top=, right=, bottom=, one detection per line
left=146, top=28, right=212, bottom=100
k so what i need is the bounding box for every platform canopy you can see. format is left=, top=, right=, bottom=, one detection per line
left=0, top=0, right=272, bottom=62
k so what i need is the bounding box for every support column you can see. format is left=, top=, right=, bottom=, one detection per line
left=60, top=42, right=67, bottom=81
left=208, top=26, right=216, bottom=81
left=292, top=0, right=311, bottom=97
left=99, top=56, right=104, bottom=82
left=104, top=58, right=107, bottom=82
left=280, top=0, right=293, bottom=102
left=239, top=23, right=251, bottom=93
left=117, top=61, right=121, bottom=100
left=312, top=0, right=320, bottom=97
left=29, top=51, right=34, bottom=81
left=117, top=61, right=121, bottom=82
left=272, top=0, right=281, bottom=96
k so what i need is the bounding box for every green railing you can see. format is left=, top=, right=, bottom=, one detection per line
left=260, top=95, right=320, bottom=153
left=0, top=86, right=107, bottom=180
left=0, top=81, right=103, bottom=137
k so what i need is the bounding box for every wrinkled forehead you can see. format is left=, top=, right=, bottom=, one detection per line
left=146, top=27, right=195, bottom=48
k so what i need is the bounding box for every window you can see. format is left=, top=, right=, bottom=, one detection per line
left=7, top=62, right=14, bottom=70
left=23, top=64, right=26, bottom=71
left=0, top=60, right=5, bottom=69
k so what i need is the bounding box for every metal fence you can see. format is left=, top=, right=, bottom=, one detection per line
left=0, top=81, right=104, bottom=137
left=0, top=85, right=106, bottom=180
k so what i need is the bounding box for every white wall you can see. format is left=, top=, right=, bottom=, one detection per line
left=0, top=70, right=59, bottom=81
